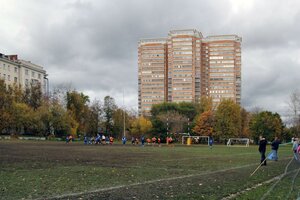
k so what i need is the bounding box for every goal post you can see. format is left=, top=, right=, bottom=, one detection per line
left=227, top=138, right=250, bottom=147
left=182, top=136, right=210, bottom=145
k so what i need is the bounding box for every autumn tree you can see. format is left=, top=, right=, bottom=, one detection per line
left=195, top=96, right=213, bottom=114
left=193, top=110, right=215, bottom=136
left=240, top=108, right=250, bottom=138
left=130, top=116, right=152, bottom=137
left=66, top=91, right=90, bottom=136
left=214, top=99, right=241, bottom=139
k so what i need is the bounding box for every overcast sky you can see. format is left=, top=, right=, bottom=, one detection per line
left=1, top=0, right=300, bottom=120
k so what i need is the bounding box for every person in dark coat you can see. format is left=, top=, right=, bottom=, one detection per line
left=259, top=136, right=267, bottom=166
left=271, top=137, right=280, bottom=161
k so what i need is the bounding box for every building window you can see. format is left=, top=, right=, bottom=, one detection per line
left=25, top=69, right=29, bottom=75
left=15, top=67, right=18, bottom=73
left=38, top=73, right=41, bottom=79
left=25, top=79, right=29, bottom=86
left=8, top=75, right=10, bottom=81
left=8, top=65, right=10, bottom=71
left=3, top=64, right=6, bottom=70
left=14, top=77, right=17, bottom=83
left=3, top=74, right=6, bottom=79
left=32, top=71, right=35, bottom=77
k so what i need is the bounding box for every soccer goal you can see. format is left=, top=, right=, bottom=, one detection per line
left=227, top=138, right=250, bottom=147
left=182, top=136, right=209, bottom=145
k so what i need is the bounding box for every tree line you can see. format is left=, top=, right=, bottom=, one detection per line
left=1, top=79, right=299, bottom=142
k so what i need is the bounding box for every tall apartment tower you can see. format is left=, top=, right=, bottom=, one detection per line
left=138, top=29, right=241, bottom=115
left=167, top=29, right=202, bottom=103
left=138, top=39, right=167, bottom=115
left=202, top=35, right=242, bottom=108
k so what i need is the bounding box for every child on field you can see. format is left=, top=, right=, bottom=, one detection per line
left=141, top=136, right=145, bottom=147
left=146, top=138, right=151, bottom=145
left=109, top=136, right=114, bottom=145
left=152, top=137, right=157, bottom=146
left=131, top=137, right=135, bottom=145
left=122, top=136, right=127, bottom=145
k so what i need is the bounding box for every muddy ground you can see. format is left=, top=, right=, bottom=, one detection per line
left=0, top=140, right=298, bottom=200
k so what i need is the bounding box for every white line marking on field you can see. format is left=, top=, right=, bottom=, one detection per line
left=222, top=167, right=299, bottom=200
left=40, top=163, right=257, bottom=200
left=261, top=157, right=294, bottom=200
left=286, top=165, right=300, bottom=199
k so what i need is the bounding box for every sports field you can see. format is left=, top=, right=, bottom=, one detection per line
left=0, top=140, right=299, bottom=200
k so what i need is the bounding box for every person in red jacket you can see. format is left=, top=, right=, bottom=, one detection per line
left=152, top=137, right=157, bottom=146
left=109, top=136, right=114, bottom=145
left=157, top=137, right=161, bottom=147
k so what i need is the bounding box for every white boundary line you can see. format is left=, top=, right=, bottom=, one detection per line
left=222, top=167, right=299, bottom=200
left=40, top=163, right=257, bottom=200
left=261, top=157, right=294, bottom=200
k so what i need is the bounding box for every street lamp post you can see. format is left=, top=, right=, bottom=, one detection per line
left=188, top=118, right=190, bottom=136
left=44, top=74, right=49, bottom=97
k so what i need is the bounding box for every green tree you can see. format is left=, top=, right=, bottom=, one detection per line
left=51, top=101, right=77, bottom=137
left=85, top=100, right=102, bottom=136
left=214, top=99, right=241, bottom=139
left=11, top=102, right=34, bottom=134
left=103, top=96, right=117, bottom=135
left=249, top=111, right=284, bottom=142
left=0, top=80, right=13, bottom=133
left=32, top=100, right=53, bottom=136
left=22, top=82, right=43, bottom=110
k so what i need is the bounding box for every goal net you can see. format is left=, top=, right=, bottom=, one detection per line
left=227, top=138, right=250, bottom=147
left=182, top=136, right=209, bottom=145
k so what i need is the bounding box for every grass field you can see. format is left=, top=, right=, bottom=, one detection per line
left=0, top=140, right=299, bottom=200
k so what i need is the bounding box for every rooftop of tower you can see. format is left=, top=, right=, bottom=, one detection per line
left=138, top=38, right=167, bottom=46
left=168, top=29, right=203, bottom=38
left=204, top=34, right=242, bottom=42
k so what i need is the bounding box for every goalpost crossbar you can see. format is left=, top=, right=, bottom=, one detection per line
left=227, top=138, right=250, bottom=147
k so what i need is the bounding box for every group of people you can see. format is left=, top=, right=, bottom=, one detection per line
left=120, top=136, right=174, bottom=147
left=84, top=134, right=114, bottom=145
left=123, top=136, right=171, bottom=147
left=258, top=136, right=280, bottom=166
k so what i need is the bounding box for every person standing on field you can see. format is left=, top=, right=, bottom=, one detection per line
left=271, top=137, right=280, bottom=161
left=292, top=138, right=299, bottom=160
left=259, top=136, right=267, bottom=166
left=209, top=136, right=213, bottom=149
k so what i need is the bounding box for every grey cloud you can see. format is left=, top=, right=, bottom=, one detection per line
left=1, top=0, right=300, bottom=120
